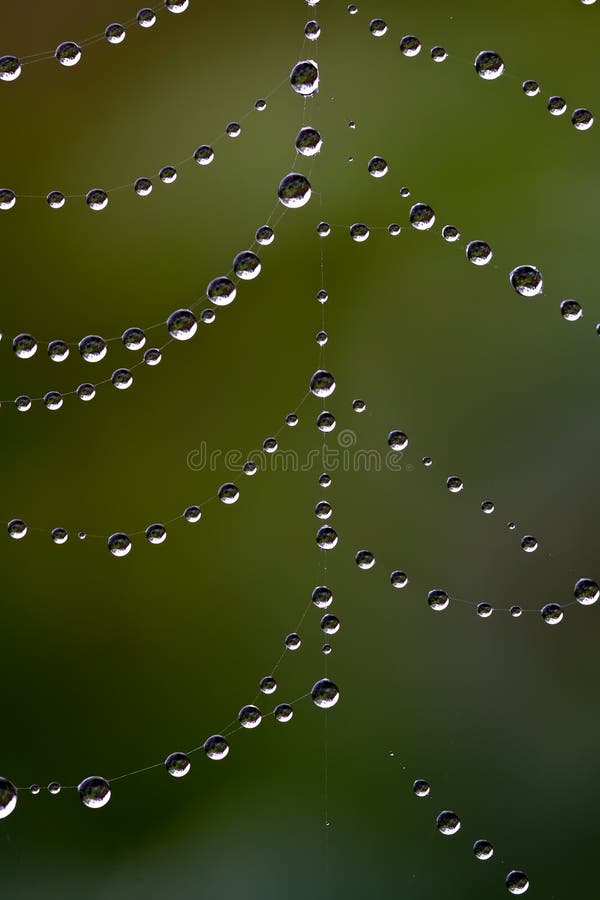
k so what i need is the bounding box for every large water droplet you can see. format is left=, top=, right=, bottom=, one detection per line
left=466, top=240, right=493, bottom=265
left=541, top=603, right=563, bottom=625
left=574, top=577, right=599, bottom=606
left=204, top=735, right=229, bottom=760
left=290, top=59, right=319, bottom=96
left=428, top=589, right=450, bottom=611
left=0, top=779, right=17, bottom=818
left=312, top=678, right=340, bottom=708
left=278, top=173, right=312, bottom=208
left=510, top=265, right=543, bottom=297
left=167, top=309, right=197, bottom=339
left=207, top=277, right=237, bottom=306
left=165, top=752, right=191, bottom=777
left=0, top=56, right=21, bottom=81
left=78, top=776, right=111, bottom=809
left=473, top=839, right=494, bottom=860
left=506, top=870, right=529, bottom=895
left=108, top=533, right=131, bottom=557
left=436, top=810, right=461, bottom=835
left=474, top=50, right=504, bottom=79
left=55, top=42, right=82, bottom=66
left=296, top=126, right=323, bottom=156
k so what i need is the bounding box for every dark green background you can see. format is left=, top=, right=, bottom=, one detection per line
left=0, top=0, right=598, bottom=896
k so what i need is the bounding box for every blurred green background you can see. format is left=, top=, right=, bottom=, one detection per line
left=0, top=0, right=599, bottom=896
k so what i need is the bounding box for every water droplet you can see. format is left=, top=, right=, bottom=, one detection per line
left=310, top=369, right=335, bottom=398
left=391, top=570, right=408, bottom=589
left=508, top=521, right=517, bottom=530
left=134, top=177, right=152, bottom=196
left=317, top=221, right=331, bottom=237
left=137, top=8, right=157, bottom=27
left=146, top=523, right=167, bottom=544
left=356, top=550, right=375, bottom=570
left=285, top=632, right=302, bottom=650
left=347, top=3, right=358, bottom=13
left=55, top=42, right=81, bottom=66
left=506, top=870, right=529, bottom=895
left=159, top=166, right=177, bottom=183
left=122, top=327, right=146, bottom=350
left=312, top=585, right=333, bottom=608
left=316, top=526, right=338, bottom=549
left=474, top=50, right=504, bottom=79
left=13, top=334, right=37, bottom=359
left=369, top=18, right=387, bottom=36
left=560, top=299, right=582, bottom=321
left=315, top=501, right=332, bottom=520
left=481, top=500, right=495, bottom=514
left=316, top=330, right=328, bottom=346
left=48, top=340, right=69, bottom=362
left=321, top=614, right=340, bottom=634
left=388, top=223, right=401, bottom=236
left=368, top=156, right=388, bottom=178
left=201, top=309, right=216, bottom=324
left=263, top=437, right=278, bottom=454
left=78, top=334, right=107, bottom=363
left=105, top=23, right=126, bottom=43
left=0, top=780, right=17, bottom=818
left=0, top=189, right=16, bottom=211
left=541, top=603, right=563, bottom=625
left=259, top=676, right=277, bottom=694
left=226, top=122, right=241, bottom=138
left=510, top=606, right=522, bottom=618
left=423, top=456, right=433, bottom=467
left=184, top=506, right=201, bottom=523
left=319, top=473, right=332, bottom=488
left=312, top=678, right=340, bottom=708
left=165, top=0, right=189, bottom=12
left=353, top=399, right=366, bottom=413
left=86, top=189, right=108, bottom=211
left=48, top=782, right=61, bottom=795
left=317, top=411, right=336, bottom=432
left=7, top=519, right=27, bottom=539
left=233, top=251, right=261, bottom=280
left=278, top=173, right=312, bottom=208
left=477, top=603, right=493, bottom=618
left=400, top=186, right=411, bottom=198
left=29, top=785, right=40, bottom=796
left=522, top=80, right=540, bottom=97
left=51, top=527, right=68, bottom=545
left=474, top=839, right=494, bottom=860
left=442, top=225, right=460, bottom=242
left=78, top=532, right=87, bottom=540
left=295, top=126, right=323, bottom=156
left=436, top=810, right=461, bottom=835
left=243, top=461, right=258, bottom=476
left=0, top=56, right=21, bottom=82
left=413, top=779, right=430, bottom=797
left=77, top=383, right=96, bottom=401
left=510, top=265, right=543, bottom=297
left=255, top=98, right=267, bottom=111
left=204, top=735, right=229, bottom=761
left=410, top=203, right=435, bottom=230
left=400, top=35, right=421, bottom=57
left=350, top=223, right=370, bottom=242
left=47, top=191, right=66, bottom=209
left=388, top=430, right=408, bottom=451
left=239, top=705, right=262, bottom=728
left=219, top=483, right=239, bottom=504
left=15, top=395, right=31, bottom=412
left=290, top=59, right=319, bottom=96
left=108, top=533, right=131, bottom=557
left=521, top=535, right=538, bottom=553
left=256, top=225, right=274, bottom=245
left=305, top=20, right=321, bottom=40
left=285, top=413, right=299, bottom=427
left=78, top=776, right=111, bottom=809
left=466, top=240, right=493, bottom=265
left=548, top=95, right=567, bottom=116
left=144, top=348, right=162, bottom=366
left=447, top=475, right=463, bottom=493
left=167, top=309, right=198, bottom=339
left=112, top=368, right=133, bottom=390
left=428, top=589, right=450, bottom=611
left=274, top=704, right=294, bottom=722
left=574, top=577, right=599, bottom=606
left=194, top=144, right=215, bottom=165
left=322, top=643, right=332, bottom=655
left=431, top=45, right=448, bottom=62
left=165, top=752, right=191, bottom=777
left=572, top=107, right=594, bottom=130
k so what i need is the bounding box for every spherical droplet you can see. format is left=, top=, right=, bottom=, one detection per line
left=391, top=570, right=408, bottom=589
left=278, top=173, right=312, bottom=208
left=165, top=0, right=189, bottom=12
left=388, top=223, right=401, bottom=236
left=572, top=107, right=594, bottom=130
left=108, top=533, right=131, bottom=557
left=369, top=18, right=387, bottom=36
left=317, top=289, right=328, bottom=304
left=239, top=705, right=262, bottom=728
left=436, top=810, right=461, bottom=835
left=477, top=603, right=493, bottom=618
left=207, top=277, right=237, bottom=306
left=219, top=483, right=239, bottom=504
left=474, top=839, right=494, bottom=860
left=413, top=779, right=430, bottom=798
left=523, top=80, right=540, bottom=97
left=0, top=56, right=21, bottom=82
left=312, top=678, right=340, bottom=709
left=574, top=577, right=599, bottom=606
left=165, top=752, right=191, bottom=777
left=194, top=144, right=215, bottom=165
left=184, top=505, right=201, bottom=523
left=47, top=191, right=66, bottom=209
left=312, top=585, right=333, bottom=609
left=353, top=399, right=366, bottom=413
left=55, top=42, right=82, bottom=66
left=506, top=870, right=529, bottom=895
left=122, top=327, right=146, bottom=350
left=316, top=525, right=338, bottom=550
left=317, top=411, right=336, bottom=433
left=226, top=122, right=240, bottom=138
left=410, top=203, right=435, bottom=230
left=481, top=500, right=495, bottom=514
left=8, top=519, right=27, bottom=539
left=51, top=527, right=68, bottom=545
left=317, top=221, right=331, bottom=237
left=134, top=177, right=152, bottom=196
left=305, top=19, right=321, bottom=40
left=274, top=704, right=294, bottom=723
left=204, top=735, right=229, bottom=761
left=285, top=632, right=302, bottom=651
left=400, top=35, right=421, bottom=57
left=146, top=523, right=167, bottom=544
left=167, top=308, right=197, bottom=339
left=137, top=8, right=157, bottom=27
left=48, top=340, right=69, bottom=362
left=79, top=335, right=107, bottom=362
left=15, top=395, right=32, bottom=412
left=541, top=603, right=563, bottom=625
left=442, top=225, right=460, bottom=242
left=263, top=437, right=278, bottom=453
left=510, top=265, right=543, bottom=297
left=77, top=383, right=96, bottom=401
left=112, top=368, right=133, bottom=390
left=259, top=676, right=277, bottom=695
left=321, top=614, right=340, bottom=635
left=474, top=50, right=504, bottom=79
left=290, top=59, right=319, bottom=96
left=548, top=95, right=567, bottom=116
left=521, top=534, right=538, bottom=553
left=296, top=126, right=322, bottom=156
left=0, top=189, right=16, bottom=210
left=48, top=782, right=61, bottom=795
left=510, top=606, right=523, bottom=618
left=159, top=166, right=177, bottom=183
left=310, top=369, right=335, bottom=398
left=233, top=251, right=261, bottom=280
left=431, top=45, right=448, bottom=62
left=86, top=189, right=108, bottom=211
left=13, top=333, right=37, bottom=359
left=105, top=23, right=126, bottom=43
left=29, top=785, right=40, bottom=796
left=78, top=776, right=111, bottom=809
left=255, top=98, right=267, bottom=111
left=315, top=501, right=332, bottom=520
left=447, top=475, right=463, bottom=493
left=388, top=430, right=408, bottom=451
left=319, top=473, right=332, bottom=488
left=428, top=589, right=450, bottom=611
left=368, top=156, right=388, bottom=178
left=356, top=550, right=375, bottom=570
left=256, top=225, right=274, bottom=245
left=466, top=240, right=493, bottom=265
left=350, top=223, right=370, bottom=242
left=322, top=644, right=332, bottom=655
left=285, top=413, right=299, bottom=427
left=0, top=780, right=17, bottom=818
left=561, top=299, right=582, bottom=321
left=316, top=330, right=328, bottom=346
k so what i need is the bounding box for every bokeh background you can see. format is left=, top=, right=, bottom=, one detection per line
left=0, top=0, right=599, bottom=896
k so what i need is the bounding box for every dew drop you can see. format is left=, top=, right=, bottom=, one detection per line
left=506, top=870, right=529, bottom=895
left=286, top=413, right=299, bottom=426
left=466, top=240, right=493, bottom=265
left=317, top=221, right=331, bottom=237
left=15, top=396, right=32, bottom=412
left=108, top=533, right=131, bottom=557
left=321, top=614, right=340, bottom=635
left=474, top=839, right=494, bottom=860
left=436, top=810, right=461, bottom=835
left=278, top=173, right=312, bottom=208
left=255, top=98, right=267, bottom=111
left=0, top=56, right=21, bottom=82
left=295, top=126, right=323, bottom=156
left=86, top=189, right=108, bottom=211
left=477, top=603, right=493, bottom=618
left=219, top=483, right=239, bottom=504
left=274, top=704, right=294, bottom=723
left=431, top=46, right=448, bottom=62
left=447, top=475, right=463, bottom=493
left=400, top=35, right=421, bottom=57
left=315, top=501, right=332, bottom=520
left=350, top=223, right=370, bottom=242
left=310, top=369, right=336, bottom=398
left=388, top=430, right=408, bottom=451
left=391, top=570, right=408, bottom=589
left=410, top=203, right=435, bottom=230
left=239, top=705, right=262, bottom=729
left=369, top=18, right=387, bottom=36
left=122, top=327, right=146, bottom=351
left=510, top=264, right=543, bottom=297
left=165, top=752, right=191, bottom=777
left=159, top=166, right=177, bottom=183
left=55, top=42, right=82, bottom=66
left=356, top=550, right=376, bottom=570
left=194, top=144, right=215, bottom=165
left=144, top=348, right=161, bottom=366
left=137, top=8, right=157, bottom=27
left=78, top=776, right=111, bottom=809
left=285, top=632, right=302, bottom=651
left=260, top=676, right=277, bottom=695
left=560, top=299, right=582, bottom=321
left=520, top=534, right=538, bottom=553
left=167, top=309, right=198, bottom=339
left=13, top=334, right=37, bottom=359
left=312, top=678, right=340, bottom=709
left=317, top=411, right=336, bottom=432
left=574, top=577, right=599, bottom=606
left=510, top=606, right=522, bottom=618
left=442, top=225, right=460, bottom=242
left=48, top=782, right=61, bottom=795
left=290, top=59, right=319, bottom=96
left=481, top=500, right=495, bottom=514
left=572, top=107, right=594, bottom=130
left=541, top=603, right=563, bottom=625
left=474, top=50, right=504, bottom=79
left=0, top=189, right=16, bottom=210
left=105, top=23, right=126, bottom=44
left=316, top=525, right=338, bottom=550
left=165, top=0, right=189, bottom=12
left=312, top=585, right=333, bottom=609
left=146, top=523, right=167, bottom=544
left=428, top=589, right=450, bottom=611
left=184, top=506, right=201, bottom=523
left=548, top=95, right=567, bottom=116
left=388, top=223, right=401, bottom=236
left=47, top=340, right=69, bottom=362
left=134, top=177, right=152, bottom=196
left=368, top=156, right=388, bottom=178
left=51, top=527, right=68, bottom=545
left=77, top=383, right=96, bottom=401
left=413, top=779, right=430, bottom=798
left=305, top=20, right=321, bottom=41
left=204, top=735, right=229, bottom=761
left=47, top=191, right=66, bottom=209
left=7, top=519, right=27, bottom=540
left=319, top=473, right=332, bottom=488
left=112, top=368, right=133, bottom=390
left=522, top=80, right=540, bottom=97
left=233, top=251, right=261, bottom=280
left=256, top=225, right=274, bottom=245
left=226, top=122, right=241, bottom=138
